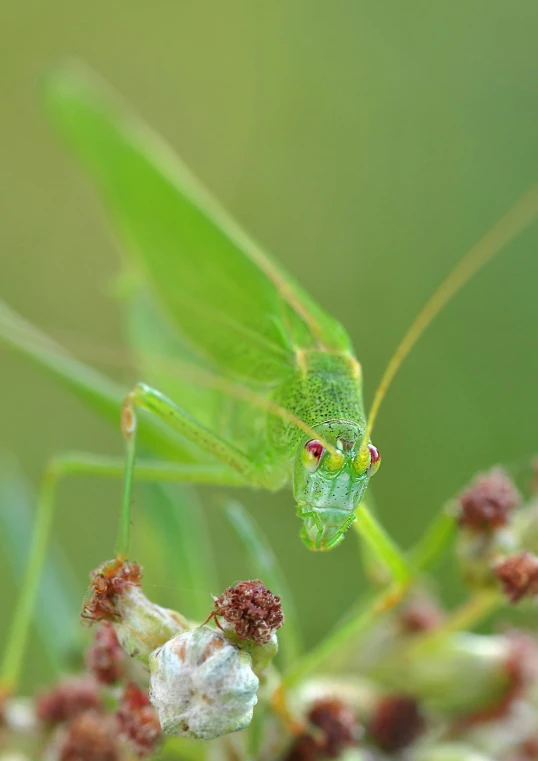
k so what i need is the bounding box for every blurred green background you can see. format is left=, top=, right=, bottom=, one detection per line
left=2, top=1, right=538, bottom=689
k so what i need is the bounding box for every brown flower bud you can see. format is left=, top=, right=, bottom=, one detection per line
left=495, top=553, right=538, bottom=603
left=85, top=623, right=124, bottom=685
left=58, top=710, right=120, bottom=761
left=284, top=697, right=361, bottom=760
left=36, top=677, right=101, bottom=725
left=368, top=695, right=425, bottom=753
left=116, top=682, right=161, bottom=758
left=210, top=579, right=284, bottom=645
left=398, top=594, right=445, bottom=635
left=308, top=698, right=360, bottom=757
left=458, top=468, right=520, bottom=532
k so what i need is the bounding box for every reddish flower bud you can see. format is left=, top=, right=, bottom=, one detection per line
left=495, top=553, right=538, bottom=603
left=284, top=698, right=360, bottom=760
left=369, top=695, right=425, bottom=753
left=86, top=623, right=124, bottom=685
left=458, top=468, right=521, bottom=531
left=210, top=579, right=284, bottom=645
left=117, top=682, right=161, bottom=758
left=398, top=595, right=445, bottom=634
left=308, top=698, right=360, bottom=757
left=36, top=677, right=101, bottom=726
left=58, top=710, right=120, bottom=761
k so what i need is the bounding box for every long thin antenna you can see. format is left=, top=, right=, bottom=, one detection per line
left=363, top=183, right=538, bottom=449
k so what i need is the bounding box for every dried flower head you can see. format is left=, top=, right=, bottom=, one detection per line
left=36, top=677, right=101, bottom=725
left=58, top=710, right=120, bottom=761
left=458, top=468, right=521, bottom=531
left=81, top=558, right=142, bottom=624
left=210, top=579, right=284, bottom=645
left=149, top=626, right=258, bottom=740
left=81, top=559, right=187, bottom=663
left=86, top=622, right=124, bottom=685
left=284, top=697, right=360, bottom=760
left=369, top=695, right=425, bottom=753
left=116, top=682, right=161, bottom=758
left=495, top=553, right=538, bottom=603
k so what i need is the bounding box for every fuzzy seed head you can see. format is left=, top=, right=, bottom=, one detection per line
left=212, top=579, right=284, bottom=645
left=116, top=682, right=161, bottom=758
left=495, top=553, right=538, bottom=603
left=86, top=623, right=124, bottom=685
left=149, top=626, right=259, bottom=740
left=36, top=678, right=101, bottom=725
left=369, top=695, right=425, bottom=753
left=458, top=468, right=521, bottom=532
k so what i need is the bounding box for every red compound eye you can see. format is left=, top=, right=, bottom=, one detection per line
left=367, top=444, right=381, bottom=476
left=303, top=439, right=326, bottom=473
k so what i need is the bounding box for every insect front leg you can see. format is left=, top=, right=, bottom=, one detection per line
left=122, top=382, right=281, bottom=487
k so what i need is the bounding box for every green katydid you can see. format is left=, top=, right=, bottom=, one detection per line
left=37, top=66, right=538, bottom=552
left=2, top=63, right=538, bottom=694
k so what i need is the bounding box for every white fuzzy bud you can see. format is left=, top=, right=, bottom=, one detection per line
left=149, top=626, right=259, bottom=740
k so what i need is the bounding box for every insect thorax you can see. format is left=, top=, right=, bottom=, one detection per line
left=268, top=349, right=367, bottom=458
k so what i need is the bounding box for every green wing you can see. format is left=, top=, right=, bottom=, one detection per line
left=43, top=64, right=352, bottom=384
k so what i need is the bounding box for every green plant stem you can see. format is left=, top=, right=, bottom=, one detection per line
left=116, top=429, right=137, bottom=559
left=354, top=504, right=411, bottom=583
left=408, top=510, right=456, bottom=570
left=282, top=580, right=409, bottom=689
left=410, top=589, right=501, bottom=655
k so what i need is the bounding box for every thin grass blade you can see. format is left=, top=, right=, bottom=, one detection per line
left=0, top=454, right=81, bottom=674
left=224, top=499, right=302, bottom=666
left=0, top=298, right=199, bottom=461
left=138, top=482, right=218, bottom=622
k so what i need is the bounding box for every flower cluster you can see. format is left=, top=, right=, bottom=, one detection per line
left=33, top=626, right=162, bottom=761
left=9, top=463, right=538, bottom=761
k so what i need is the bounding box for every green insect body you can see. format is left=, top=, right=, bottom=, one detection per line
left=36, top=66, right=381, bottom=552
